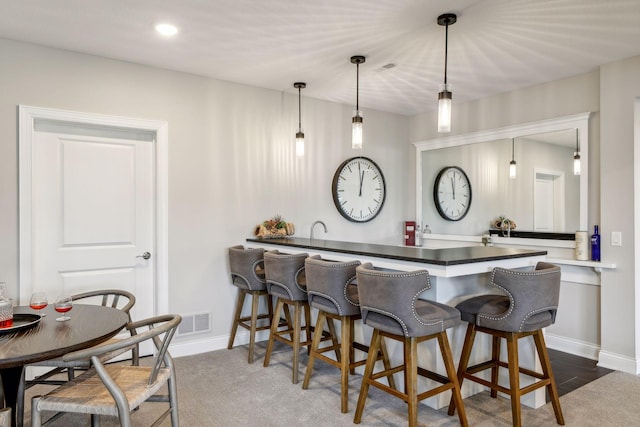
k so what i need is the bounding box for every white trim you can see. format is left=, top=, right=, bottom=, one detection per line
left=17, top=105, right=169, bottom=314
left=634, top=98, right=640, bottom=377
left=414, top=112, right=591, bottom=232
left=171, top=330, right=270, bottom=359
left=545, top=333, right=601, bottom=360
left=597, top=349, right=638, bottom=374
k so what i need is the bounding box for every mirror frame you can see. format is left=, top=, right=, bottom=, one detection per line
left=414, top=112, right=592, bottom=234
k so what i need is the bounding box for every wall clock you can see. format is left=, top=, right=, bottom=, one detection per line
left=332, top=157, right=386, bottom=223
left=433, top=166, right=472, bottom=221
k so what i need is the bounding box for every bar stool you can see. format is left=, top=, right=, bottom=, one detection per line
left=227, top=245, right=277, bottom=363
left=447, top=262, right=565, bottom=427
left=263, top=250, right=335, bottom=384
left=354, top=263, right=467, bottom=427
left=302, top=255, right=396, bottom=413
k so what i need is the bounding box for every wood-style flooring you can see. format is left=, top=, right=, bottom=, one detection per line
left=548, top=348, right=613, bottom=400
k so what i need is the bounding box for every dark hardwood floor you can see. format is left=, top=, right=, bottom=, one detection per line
left=547, top=348, right=613, bottom=400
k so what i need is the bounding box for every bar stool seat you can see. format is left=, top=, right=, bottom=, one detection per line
left=447, top=261, right=565, bottom=427
left=302, top=255, right=396, bottom=413
left=354, top=263, right=468, bottom=427
left=227, top=245, right=279, bottom=364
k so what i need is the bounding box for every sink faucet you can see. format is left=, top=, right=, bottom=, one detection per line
left=310, top=220, right=327, bottom=240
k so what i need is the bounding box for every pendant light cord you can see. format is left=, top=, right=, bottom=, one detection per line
left=298, top=86, right=302, bottom=131
left=356, top=62, right=360, bottom=110
left=512, top=138, right=515, bottom=161
left=444, top=21, right=449, bottom=85
left=575, top=128, right=579, bottom=152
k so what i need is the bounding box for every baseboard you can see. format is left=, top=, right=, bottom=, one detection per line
left=170, top=329, right=269, bottom=358
left=597, top=350, right=638, bottom=374
left=545, top=333, right=600, bottom=360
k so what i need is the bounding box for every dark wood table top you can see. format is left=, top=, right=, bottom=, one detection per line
left=0, top=304, right=129, bottom=369
left=246, top=237, right=547, bottom=266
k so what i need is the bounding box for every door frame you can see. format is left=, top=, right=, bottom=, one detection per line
left=18, top=105, right=169, bottom=315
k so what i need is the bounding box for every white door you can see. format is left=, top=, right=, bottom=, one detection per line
left=534, top=175, right=555, bottom=232
left=28, top=128, right=155, bottom=322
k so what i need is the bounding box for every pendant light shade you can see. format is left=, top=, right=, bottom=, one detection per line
left=351, top=55, right=365, bottom=150
left=573, top=128, right=581, bottom=175
left=437, top=13, right=456, bottom=133
left=293, top=82, right=306, bottom=157
left=509, top=138, right=517, bottom=179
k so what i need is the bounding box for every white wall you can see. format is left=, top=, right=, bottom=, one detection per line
left=0, top=38, right=411, bottom=351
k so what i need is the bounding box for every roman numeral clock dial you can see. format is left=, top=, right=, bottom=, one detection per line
left=332, top=157, right=386, bottom=223
left=433, top=166, right=472, bottom=221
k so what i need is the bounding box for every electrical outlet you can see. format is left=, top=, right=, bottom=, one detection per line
left=611, top=231, right=622, bottom=246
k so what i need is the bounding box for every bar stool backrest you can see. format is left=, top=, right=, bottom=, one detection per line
left=305, top=255, right=361, bottom=316
left=480, top=261, right=561, bottom=333
left=356, top=263, right=434, bottom=337
left=228, top=245, right=267, bottom=292
left=264, top=250, right=309, bottom=301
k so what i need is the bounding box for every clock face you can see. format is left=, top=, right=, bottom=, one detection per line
left=332, top=157, right=386, bottom=223
left=433, top=166, right=472, bottom=221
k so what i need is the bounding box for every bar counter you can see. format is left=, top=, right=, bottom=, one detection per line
left=245, top=236, right=547, bottom=277
left=245, top=236, right=549, bottom=410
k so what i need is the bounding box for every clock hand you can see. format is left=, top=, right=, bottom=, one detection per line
left=359, top=170, right=364, bottom=197
left=451, top=177, right=455, bottom=200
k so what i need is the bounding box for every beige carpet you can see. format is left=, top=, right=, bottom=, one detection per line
left=24, top=343, right=639, bottom=426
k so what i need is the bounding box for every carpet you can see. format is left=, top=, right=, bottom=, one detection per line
left=23, top=343, right=639, bottom=426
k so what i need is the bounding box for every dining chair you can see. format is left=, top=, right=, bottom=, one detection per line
left=447, top=262, right=564, bottom=427
left=17, top=289, right=136, bottom=426
left=354, top=263, right=467, bottom=427
left=31, top=314, right=181, bottom=427
left=227, top=245, right=278, bottom=363
left=302, top=255, right=396, bottom=413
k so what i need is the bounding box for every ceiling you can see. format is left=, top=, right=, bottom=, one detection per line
left=2, top=0, right=640, bottom=116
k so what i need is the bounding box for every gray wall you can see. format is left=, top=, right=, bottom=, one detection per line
left=599, top=55, right=640, bottom=365
left=0, top=38, right=411, bottom=349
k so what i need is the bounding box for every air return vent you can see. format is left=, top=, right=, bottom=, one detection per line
left=177, top=312, right=211, bottom=335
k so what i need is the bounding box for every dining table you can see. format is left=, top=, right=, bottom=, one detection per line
left=0, top=304, right=130, bottom=427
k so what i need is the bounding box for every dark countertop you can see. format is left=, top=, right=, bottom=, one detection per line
left=245, top=237, right=547, bottom=266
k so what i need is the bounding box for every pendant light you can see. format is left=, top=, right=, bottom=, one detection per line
left=351, top=55, right=365, bottom=149
left=293, top=82, right=306, bottom=157
left=509, top=138, right=517, bottom=179
left=573, top=128, right=581, bottom=175
left=437, top=13, right=457, bottom=133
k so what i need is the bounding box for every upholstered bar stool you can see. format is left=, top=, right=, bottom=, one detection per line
left=354, top=263, right=467, bottom=427
left=263, top=250, right=334, bottom=384
left=447, top=262, right=565, bottom=427
left=227, top=245, right=278, bottom=363
left=302, top=255, right=396, bottom=413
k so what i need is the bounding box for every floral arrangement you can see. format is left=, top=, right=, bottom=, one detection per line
left=254, top=214, right=295, bottom=238
left=493, top=215, right=516, bottom=231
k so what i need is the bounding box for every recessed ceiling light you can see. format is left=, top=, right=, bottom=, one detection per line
left=155, top=23, right=178, bottom=37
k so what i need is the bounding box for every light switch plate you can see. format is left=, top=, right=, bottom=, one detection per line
left=611, top=231, right=622, bottom=246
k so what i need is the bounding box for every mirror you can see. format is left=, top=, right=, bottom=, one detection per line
left=414, top=113, right=591, bottom=237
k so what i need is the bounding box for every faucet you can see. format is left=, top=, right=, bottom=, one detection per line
left=310, top=220, right=327, bottom=240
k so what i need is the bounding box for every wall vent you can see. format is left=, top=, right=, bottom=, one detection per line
left=177, top=312, right=211, bottom=336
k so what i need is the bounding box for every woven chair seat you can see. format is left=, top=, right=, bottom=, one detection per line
left=36, top=365, right=170, bottom=416
left=31, top=314, right=181, bottom=427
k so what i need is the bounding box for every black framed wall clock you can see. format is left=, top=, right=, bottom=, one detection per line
left=433, top=166, right=472, bottom=221
left=332, top=157, right=386, bottom=223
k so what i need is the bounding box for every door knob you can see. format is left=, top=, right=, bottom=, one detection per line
left=136, top=252, right=151, bottom=260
